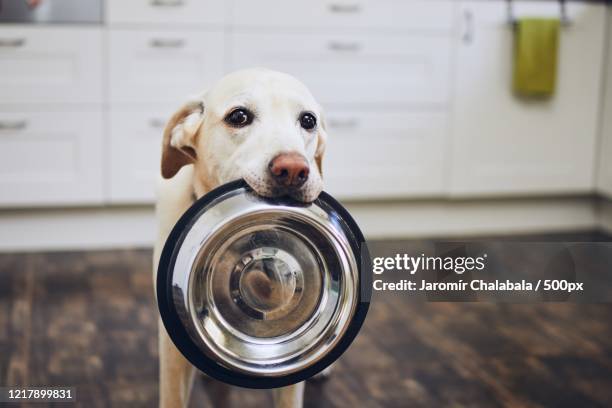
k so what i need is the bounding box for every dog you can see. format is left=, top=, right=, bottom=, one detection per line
left=153, top=68, right=328, bottom=408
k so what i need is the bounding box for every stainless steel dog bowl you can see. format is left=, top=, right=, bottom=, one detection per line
left=157, top=180, right=371, bottom=388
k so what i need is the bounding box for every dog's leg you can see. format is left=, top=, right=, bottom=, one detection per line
left=159, top=321, right=195, bottom=408
left=272, top=382, right=305, bottom=408
left=154, top=167, right=206, bottom=408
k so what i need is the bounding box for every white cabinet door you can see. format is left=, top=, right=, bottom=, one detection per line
left=109, top=106, right=173, bottom=203
left=0, top=27, right=103, bottom=104
left=231, top=0, right=453, bottom=31
left=230, top=32, right=452, bottom=107
left=106, top=0, right=225, bottom=26
left=597, top=8, right=612, bottom=199
left=0, top=110, right=104, bottom=206
left=323, top=111, right=447, bottom=199
left=450, top=2, right=605, bottom=196
left=109, top=30, right=225, bottom=104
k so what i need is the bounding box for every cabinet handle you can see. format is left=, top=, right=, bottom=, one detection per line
left=328, top=41, right=361, bottom=52
left=462, top=9, right=474, bottom=45
left=150, top=0, right=184, bottom=6
left=0, top=120, right=28, bottom=131
left=328, top=118, right=359, bottom=129
left=150, top=38, right=185, bottom=48
left=0, top=38, right=26, bottom=47
left=149, top=118, right=166, bottom=128
left=328, top=3, right=361, bottom=13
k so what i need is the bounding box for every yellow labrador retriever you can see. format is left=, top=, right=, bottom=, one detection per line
left=153, top=68, right=327, bottom=408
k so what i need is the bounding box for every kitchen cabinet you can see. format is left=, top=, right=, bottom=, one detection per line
left=230, top=0, right=453, bottom=32
left=450, top=1, right=606, bottom=196
left=0, top=26, right=103, bottom=104
left=107, top=28, right=226, bottom=204
left=109, top=29, right=225, bottom=105
left=1, top=0, right=611, bottom=209
left=108, top=106, right=173, bottom=203
left=324, top=110, right=447, bottom=198
left=230, top=31, right=452, bottom=107
left=0, top=110, right=104, bottom=206
left=106, top=0, right=225, bottom=26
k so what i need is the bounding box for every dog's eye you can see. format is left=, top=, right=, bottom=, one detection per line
left=299, top=112, right=317, bottom=131
left=225, top=108, right=253, bottom=127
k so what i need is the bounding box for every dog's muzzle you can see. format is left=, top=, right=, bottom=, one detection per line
left=156, top=180, right=371, bottom=389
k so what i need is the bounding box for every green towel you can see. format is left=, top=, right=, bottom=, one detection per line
left=513, top=18, right=560, bottom=98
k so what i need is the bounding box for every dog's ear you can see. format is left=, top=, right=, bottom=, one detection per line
left=161, top=99, right=205, bottom=179
left=315, top=113, right=328, bottom=175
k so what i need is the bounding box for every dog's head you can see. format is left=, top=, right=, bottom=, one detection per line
left=161, top=68, right=327, bottom=202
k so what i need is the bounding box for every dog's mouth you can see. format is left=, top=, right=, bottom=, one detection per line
left=242, top=174, right=322, bottom=203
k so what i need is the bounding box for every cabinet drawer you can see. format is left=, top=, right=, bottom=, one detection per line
left=230, top=32, right=452, bottom=106
left=106, top=0, right=225, bottom=25
left=109, top=30, right=225, bottom=104
left=109, top=107, right=173, bottom=203
left=0, top=110, right=104, bottom=206
left=323, top=111, right=448, bottom=199
left=0, top=27, right=103, bottom=104
left=231, top=0, right=453, bottom=31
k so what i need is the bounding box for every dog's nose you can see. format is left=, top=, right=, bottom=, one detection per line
left=268, top=152, right=310, bottom=189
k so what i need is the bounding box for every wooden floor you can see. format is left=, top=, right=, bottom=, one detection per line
left=1, top=233, right=612, bottom=407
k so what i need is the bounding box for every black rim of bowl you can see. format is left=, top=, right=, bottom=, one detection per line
left=156, top=179, right=372, bottom=389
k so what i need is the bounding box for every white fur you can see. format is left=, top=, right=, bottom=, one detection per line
left=154, top=68, right=328, bottom=408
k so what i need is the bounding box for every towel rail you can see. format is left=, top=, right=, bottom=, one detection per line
left=506, top=0, right=571, bottom=27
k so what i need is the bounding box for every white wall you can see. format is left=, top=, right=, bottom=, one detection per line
left=598, top=7, right=612, bottom=198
